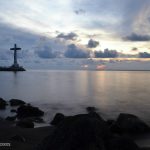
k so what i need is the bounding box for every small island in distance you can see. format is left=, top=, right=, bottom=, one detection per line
left=0, top=44, right=25, bottom=71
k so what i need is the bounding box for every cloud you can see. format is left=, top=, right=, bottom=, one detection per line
left=0, top=22, right=40, bottom=63
left=94, top=49, right=118, bottom=58
left=131, top=47, right=138, bottom=52
left=87, top=39, right=99, bottom=48
left=35, top=46, right=57, bottom=59
left=56, top=32, right=78, bottom=41
left=0, top=51, right=11, bottom=60
left=72, top=0, right=150, bottom=41
left=124, top=33, right=150, bottom=41
left=1, top=0, right=150, bottom=61
left=139, top=52, right=150, bottom=58
left=0, top=22, right=68, bottom=61
left=65, top=44, right=90, bottom=58
left=0, top=23, right=38, bottom=48
left=0, top=0, right=150, bottom=43
left=74, top=9, right=85, bottom=15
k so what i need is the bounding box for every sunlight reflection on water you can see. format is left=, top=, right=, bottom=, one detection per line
left=0, top=70, right=150, bottom=125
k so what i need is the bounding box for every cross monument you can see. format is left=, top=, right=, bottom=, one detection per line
left=10, top=44, right=21, bottom=67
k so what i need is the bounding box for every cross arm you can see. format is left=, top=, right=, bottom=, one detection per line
left=10, top=48, right=21, bottom=50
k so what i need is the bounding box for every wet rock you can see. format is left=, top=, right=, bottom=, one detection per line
left=38, top=112, right=142, bottom=150
left=17, top=105, right=44, bottom=118
left=107, top=119, right=115, bottom=126
left=0, top=98, right=7, bottom=109
left=25, top=117, right=45, bottom=123
left=11, top=109, right=17, bottom=113
left=110, top=122, right=123, bottom=135
left=9, top=99, right=25, bottom=106
left=140, top=148, right=150, bottom=150
left=10, top=135, right=26, bottom=142
left=16, top=119, right=34, bottom=128
left=32, top=117, right=44, bottom=123
left=111, top=113, right=150, bottom=134
left=51, top=113, right=65, bottom=125
left=5, top=116, right=16, bottom=121
left=105, top=136, right=140, bottom=150
left=38, top=113, right=109, bottom=150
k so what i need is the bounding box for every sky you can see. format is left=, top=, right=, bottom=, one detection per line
left=0, top=0, right=150, bottom=69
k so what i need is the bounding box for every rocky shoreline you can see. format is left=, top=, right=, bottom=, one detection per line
left=0, top=98, right=150, bottom=150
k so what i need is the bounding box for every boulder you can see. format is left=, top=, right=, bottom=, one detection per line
left=106, top=119, right=115, bottom=126
left=11, top=109, right=17, bottom=113
left=50, top=113, right=65, bottom=125
left=105, top=136, right=140, bottom=150
left=17, top=105, right=44, bottom=118
left=16, top=119, right=34, bottom=128
left=38, top=113, right=141, bottom=150
left=9, top=99, right=25, bottom=106
left=10, top=135, right=26, bottom=142
left=32, top=117, right=44, bottom=123
left=0, top=98, right=7, bottom=109
left=5, top=116, right=16, bottom=121
left=38, top=113, right=109, bottom=150
left=24, top=117, right=45, bottom=123
left=111, top=113, right=150, bottom=134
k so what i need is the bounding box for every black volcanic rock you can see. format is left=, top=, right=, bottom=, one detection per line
left=31, top=117, right=45, bottom=123
left=38, top=113, right=141, bottom=150
left=105, top=136, right=140, bottom=150
left=11, top=109, right=17, bottom=113
left=17, top=105, right=44, bottom=118
left=0, top=98, right=7, bottom=109
left=10, top=135, right=26, bottom=142
left=51, top=113, right=65, bottom=125
left=38, top=113, right=109, bottom=150
left=23, top=117, right=45, bottom=123
left=9, top=99, right=26, bottom=106
left=16, top=119, right=34, bottom=128
left=5, top=116, right=16, bottom=121
left=110, top=113, right=150, bottom=134
left=38, top=113, right=140, bottom=150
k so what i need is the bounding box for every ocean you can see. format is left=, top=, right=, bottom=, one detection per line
left=0, top=70, right=150, bottom=125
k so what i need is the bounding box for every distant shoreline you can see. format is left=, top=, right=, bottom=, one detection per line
left=21, top=69, right=150, bottom=72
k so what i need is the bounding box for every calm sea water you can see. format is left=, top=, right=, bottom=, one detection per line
left=0, top=70, right=150, bottom=125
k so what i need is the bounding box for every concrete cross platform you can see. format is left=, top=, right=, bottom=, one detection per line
left=0, top=44, right=26, bottom=71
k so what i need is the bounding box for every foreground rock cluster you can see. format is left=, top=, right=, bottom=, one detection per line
left=1, top=98, right=150, bottom=150
left=0, top=97, right=44, bottom=128
left=38, top=107, right=150, bottom=150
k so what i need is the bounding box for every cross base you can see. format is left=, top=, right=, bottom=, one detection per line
left=11, top=63, right=20, bottom=68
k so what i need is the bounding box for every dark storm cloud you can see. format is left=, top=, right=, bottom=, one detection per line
left=0, top=22, right=39, bottom=61
left=35, top=46, right=56, bottom=59
left=94, top=49, right=118, bottom=58
left=0, top=22, right=67, bottom=61
left=56, top=32, right=78, bottom=41
left=65, top=44, right=90, bottom=58
left=0, top=22, right=38, bottom=48
left=124, top=33, right=150, bottom=41
left=87, top=39, right=99, bottom=48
